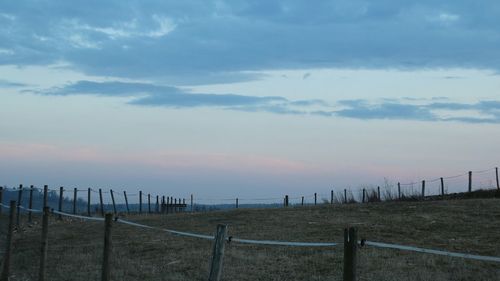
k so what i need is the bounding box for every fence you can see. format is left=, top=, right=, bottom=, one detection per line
left=1, top=198, right=500, bottom=281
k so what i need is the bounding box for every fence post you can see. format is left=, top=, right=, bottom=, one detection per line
left=87, top=188, right=91, bottom=216
left=440, top=177, right=445, bottom=197
left=397, top=182, right=401, bottom=199
left=344, top=189, right=347, bottom=204
left=43, top=185, right=48, bottom=209
left=0, top=186, right=3, bottom=216
left=110, top=190, right=117, bottom=215
left=101, top=213, right=113, bottom=281
left=1, top=201, right=16, bottom=281
left=16, top=184, right=23, bottom=227
left=29, top=185, right=34, bottom=223
left=331, top=190, right=334, bottom=204
left=314, top=193, right=317, bottom=205
left=235, top=198, right=238, bottom=209
left=468, top=171, right=472, bottom=193
left=377, top=186, right=380, bottom=201
left=148, top=194, right=151, bottom=214
left=343, top=227, right=358, bottom=281
left=174, top=198, right=178, bottom=213
left=362, top=189, right=366, bottom=203
left=99, top=188, right=104, bottom=217
left=139, top=191, right=143, bottom=214
left=124, top=191, right=130, bottom=214
left=301, top=196, right=304, bottom=206
left=421, top=180, right=425, bottom=198
left=38, top=207, right=49, bottom=281
left=496, top=167, right=499, bottom=190
left=191, top=194, right=194, bottom=212
left=285, top=195, right=289, bottom=207
left=208, top=224, right=228, bottom=281
left=156, top=195, right=159, bottom=213
left=58, top=186, right=64, bottom=220
left=73, top=188, right=77, bottom=214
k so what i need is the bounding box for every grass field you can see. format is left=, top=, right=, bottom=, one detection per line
left=1, top=197, right=500, bottom=280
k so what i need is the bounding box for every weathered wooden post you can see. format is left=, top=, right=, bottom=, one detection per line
left=235, top=198, right=238, bottom=209
left=344, top=189, right=347, bottom=204
left=1, top=201, right=16, bottom=281
left=124, top=191, right=130, bottom=214
left=421, top=180, right=425, bottom=198
left=377, top=186, right=381, bottom=201
left=28, top=185, right=34, bottom=223
left=148, top=194, right=151, bottom=214
left=343, top=227, right=358, bottom=281
left=397, top=182, right=401, bottom=199
left=331, top=190, right=334, bottom=204
left=468, top=171, right=472, bottom=193
left=87, top=188, right=91, bottom=216
left=38, top=207, right=49, bottom=281
left=285, top=195, right=289, bottom=207
left=0, top=186, right=3, bottom=215
left=43, top=185, right=48, bottom=209
left=99, top=188, right=104, bottom=216
left=139, top=191, right=143, bottom=214
left=314, top=193, right=317, bottom=205
left=301, top=196, right=304, bottom=206
left=440, top=177, right=445, bottom=197
left=73, top=188, right=77, bottom=214
left=208, top=224, right=228, bottom=281
left=101, top=213, right=113, bottom=281
left=16, top=184, right=23, bottom=227
left=58, top=186, right=64, bottom=220
left=362, top=189, right=366, bottom=203
left=110, top=189, right=117, bottom=215
left=156, top=195, right=159, bottom=213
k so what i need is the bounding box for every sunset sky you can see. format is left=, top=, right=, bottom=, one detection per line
left=1, top=1, right=499, bottom=203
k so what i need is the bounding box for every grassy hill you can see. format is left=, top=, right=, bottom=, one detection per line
left=1, top=197, right=500, bottom=280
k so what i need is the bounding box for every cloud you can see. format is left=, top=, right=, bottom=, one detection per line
left=0, top=1, right=499, bottom=83
left=0, top=79, right=28, bottom=88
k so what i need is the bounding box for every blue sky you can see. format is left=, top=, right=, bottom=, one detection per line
left=1, top=1, right=499, bottom=202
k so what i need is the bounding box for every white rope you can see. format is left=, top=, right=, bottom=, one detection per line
left=52, top=210, right=105, bottom=221
left=18, top=205, right=43, bottom=213
left=232, top=238, right=337, bottom=247
left=364, top=241, right=500, bottom=263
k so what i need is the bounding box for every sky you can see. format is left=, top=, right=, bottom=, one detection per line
left=1, top=1, right=499, bottom=203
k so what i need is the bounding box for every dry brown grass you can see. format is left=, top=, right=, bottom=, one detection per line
left=1, top=197, right=500, bottom=280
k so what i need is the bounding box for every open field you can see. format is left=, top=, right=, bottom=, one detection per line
left=1, top=197, right=500, bottom=280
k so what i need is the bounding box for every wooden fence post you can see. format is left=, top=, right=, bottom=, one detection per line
left=496, top=167, right=499, bottom=190
left=43, top=185, right=48, bottom=209
left=191, top=194, right=194, bottom=212
left=362, top=189, right=366, bottom=203
left=0, top=186, right=3, bottom=216
left=73, top=188, right=77, bottom=214
left=101, top=213, right=113, bottom=281
left=344, top=189, right=347, bottom=204
left=285, top=195, right=289, bottom=207
left=440, top=177, right=445, bottom=197
left=99, top=188, right=104, bottom=217
left=208, top=224, right=228, bottom=281
left=1, top=201, right=16, bottom=281
left=301, top=196, right=304, bottom=206
left=331, top=190, right=334, bottom=204
left=314, top=193, right=317, bottom=205
left=148, top=194, right=151, bottom=214
left=87, top=188, right=91, bottom=216
left=156, top=195, right=159, bottom=213
left=57, top=186, right=64, bottom=220
left=468, top=171, right=472, bottom=193
left=16, top=184, right=23, bottom=227
left=139, top=191, right=143, bottom=214
left=110, top=189, right=117, bottom=215
left=29, top=185, right=34, bottom=223
left=397, top=182, right=401, bottom=199
left=377, top=186, right=380, bottom=201
left=124, top=191, right=130, bottom=214
left=235, top=198, right=238, bottom=209
left=343, top=227, right=358, bottom=281
left=38, top=207, right=49, bottom=281
left=421, top=180, right=425, bottom=198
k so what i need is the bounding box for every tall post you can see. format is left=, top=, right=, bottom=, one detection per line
left=139, top=191, right=143, bottom=214
left=99, top=188, right=104, bottom=217
left=314, top=193, right=317, bottom=205
left=148, top=194, right=151, bottom=214
left=38, top=207, right=50, bottom=281
left=208, top=224, right=228, bottom=281
left=468, top=171, right=472, bottom=193
left=87, top=188, right=91, bottom=216
left=235, top=198, right=238, bottom=209
left=28, top=185, right=34, bottom=223
left=101, top=213, right=113, bottom=281
left=362, top=189, right=366, bottom=203
left=110, top=189, right=117, bottom=215
left=343, top=227, right=358, bottom=281
left=0, top=186, right=3, bottom=215
left=124, top=191, right=130, bottom=214
left=301, top=196, right=304, bottom=206
left=285, top=195, right=289, bottom=207
left=1, top=201, right=16, bottom=281
left=421, top=180, right=425, bottom=198
left=43, top=185, right=48, bottom=209
left=377, top=186, right=381, bottom=201
left=440, top=177, right=445, bottom=197
left=58, top=186, right=63, bottom=220
left=73, top=188, right=77, bottom=214
left=397, top=182, right=401, bottom=199
left=344, top=189, right=347, bottom=204
left=156, top=195, right=159, bottom=213
left=190, top=194, right=194, bottom=213
left=496, top=167, right=499, bottom=190
left=16, top=184, right=23, bottom=227
left=331, top=190, right=334, bottom=204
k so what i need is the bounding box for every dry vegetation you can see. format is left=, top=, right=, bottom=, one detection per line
left=1, top=197, right=500, bottom=280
